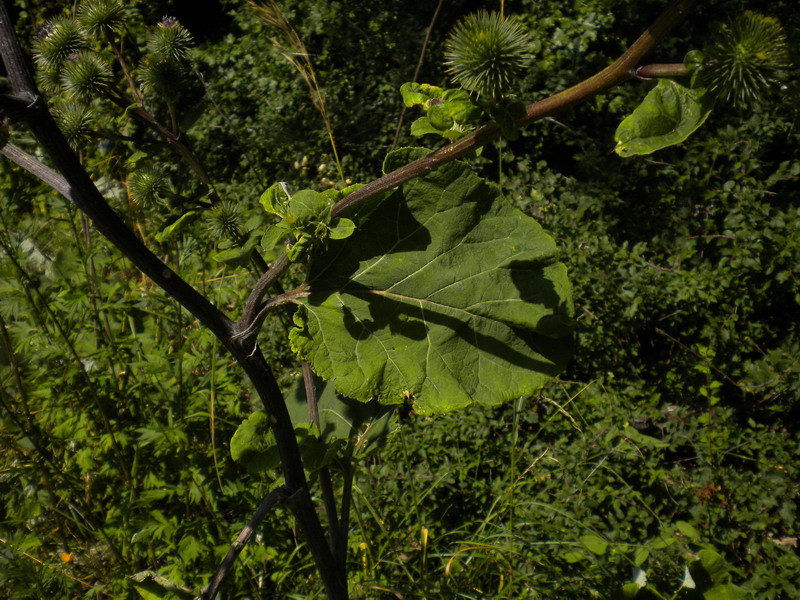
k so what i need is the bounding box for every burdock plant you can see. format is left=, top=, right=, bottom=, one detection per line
left=60, top=52, right=113, bottom=102
left=34, top=17, right=87, bottom=72
left=127, top=167, right=166, bottom=208
left=77, top=0, right=125, bottom=38
left=55, top=102, right=93, bottom=149
left=206, top=199, right=244, bottom=241
left=444, top=11, right=530, bottom=103
left=702, top=11, right=792, bottom=107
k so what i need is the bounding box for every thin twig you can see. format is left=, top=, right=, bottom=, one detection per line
left=630, top=62, right=688, bottom=79
left=233, top=283, right=305, bottom=342
left=337, top=457, right=355, bottom=575
left=302, top=361, right=342, bottom=558
left=0, top=142, right=72, bottom=197
left=202, top=486, right=291, bottom=600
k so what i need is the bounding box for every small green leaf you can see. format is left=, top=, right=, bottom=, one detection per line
left=126, top=149, right=150, bottom=168
left=327, top=218, right=355, bottom=240
left=400, top=82, right=444, bottom=107
left=410, top=116, right=444, bottom=137
left=211, top=231, right=260, bottom=268
left=261, top=223, right=289, bottom=254
left=563, top=551, right=586, bottom=563
left=230, top=411, right=280, bottom=474
left=634, top=546, right=650, bottom=566
left=428, top=102, right=454, bottom=130
left=580, top=534, right=609, bottom=556
left=703, top=584, right=751, bottom=600
left=287, top=233, right=313, bottom=262
left=676, top=520, right=700, bottom=541
left=614, top=79, right=715, bottom=157
left=177, top=534, right=201, bottom=563
left=621, top=582, right=642, bottom=599
left=650, top=535, right=676, bottom=550
left=684, top=49, right=704, bottom=75
left=155, top=211, right=195, bottom=243
left=286, top=189, right=332, bottom=227
left=697, top=549, right=730, bottom=583
left=260, top=182, right=289, bottom=216
left=624, top=426, right=669, bottom=448
left=441, top=88, right=482, bottom=123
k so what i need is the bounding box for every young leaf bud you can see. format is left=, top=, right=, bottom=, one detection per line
left=60, top=52, right=112, bottom=102
left=77, top=0, right=125, bottom=38
left=444, top=11, right=530, bottom=102
left=702, top=11, right=792, bottom=107
left=34, top=17, right=87, bottom=71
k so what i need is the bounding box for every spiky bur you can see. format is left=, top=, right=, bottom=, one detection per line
left=77, top=0, right=125, bottom=38
left=127, top=168, right=165, bottom=208
left=206, top=200, right=243, bottom=241
left=36, top=67, right=63, bottom=95
left=702, top=11, right=792, bottom=107
left=34, top=17, right=87, bottom=72
left=55, top=103, right=92, bottom=149
left=444, top=11, right=530, bottom=102
left=60, top=52, right=112, bottom=102
left=138, top=55, right=186, bottom=97
left=147, top=16, right=194, bottom=62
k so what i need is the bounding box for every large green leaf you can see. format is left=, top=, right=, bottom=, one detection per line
left=229, top=410, right=341, bottom=475
left=289, top=148, right=574, bottom=414
left=285, top=374, right=395, bottom=452
left=614, top=79, right=714, bottom=157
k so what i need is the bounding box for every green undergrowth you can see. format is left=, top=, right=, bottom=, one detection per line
left=351, top=382, right=799, bottom=599
left=2, top=0, right=799, bottom=598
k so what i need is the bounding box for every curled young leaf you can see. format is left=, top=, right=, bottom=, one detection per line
left=614, top=79, right=714, bottom=157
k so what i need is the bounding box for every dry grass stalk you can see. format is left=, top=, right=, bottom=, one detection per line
left=248, top=0, right=345, bottom=185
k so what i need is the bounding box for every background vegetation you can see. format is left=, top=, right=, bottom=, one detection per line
left=1, top=0, right=798, bottom=598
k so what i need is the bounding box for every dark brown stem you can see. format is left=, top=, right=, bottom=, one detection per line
left=239, top=0, right=700, bottom=331
left=302, top=362, right=342, bottom=559
left=108, top=36, right=143, bottom=105
left=239, top=253, right=292, bottom=328
left=235, top=350, right=348, bottom=599
left=106, top=91, right=220, bottom=198
left=0, top=142, right=72, bottom=197
left=337, top=458, right=355, bottom=575
left=202, top=486, right=291, bottom=600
